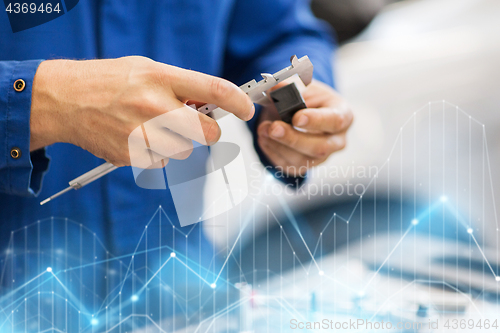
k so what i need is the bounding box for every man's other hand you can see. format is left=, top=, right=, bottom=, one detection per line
left=257, top=80, right=353, bottom=177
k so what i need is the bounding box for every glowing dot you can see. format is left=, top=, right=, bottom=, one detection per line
left=319, top=271, right=324, bottom=276
left=46, top=267, right=52, bottom=272
left=495, top=277, right=500, bottom=282
left=440, top=196, right=448, bottom=202
left=210, top=283, right=216, bottom=289
left=357, top=290, right=365, bottom=297
left=91, top=319, right=98, bottom=325
left=467, top=228, right=473, bottom=234
left=170, top=252, right=176, bottom=258
left=411, top=219, right=419, bottom=225
left=131, top=295, right=139, bottom=302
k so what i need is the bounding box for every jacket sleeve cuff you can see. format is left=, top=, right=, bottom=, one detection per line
left=0, top=60, right=49, bottom=197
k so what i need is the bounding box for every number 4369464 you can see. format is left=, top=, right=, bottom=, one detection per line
left=444, top=319, right=498, bottom=330
left=6, top=3, right=61, bottom=14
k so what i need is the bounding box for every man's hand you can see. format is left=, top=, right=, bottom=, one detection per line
left=257, top=80, right=353, bottom=177
left=30, top=56, right=255, bottom=166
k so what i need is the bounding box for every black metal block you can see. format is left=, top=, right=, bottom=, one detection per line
left=270, top=82, right=306, bottom=124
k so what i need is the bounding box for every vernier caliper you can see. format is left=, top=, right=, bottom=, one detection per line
left=40, top=55, right=314, bottom=205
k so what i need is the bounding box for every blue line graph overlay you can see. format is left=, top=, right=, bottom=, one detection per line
left=1, top=101, right=499, bottom=332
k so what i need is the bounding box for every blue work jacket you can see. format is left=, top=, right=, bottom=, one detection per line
left=0, top=0, right=335, bottom=259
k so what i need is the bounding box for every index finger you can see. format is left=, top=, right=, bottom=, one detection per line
left=167, top=66, right=255, bottom=121
left=292, top=106, right=353, bottom=134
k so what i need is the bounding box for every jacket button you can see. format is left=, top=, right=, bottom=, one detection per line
left=14, top=79, right=25, bottom=92
left=10, top=147, right=21, bottom=159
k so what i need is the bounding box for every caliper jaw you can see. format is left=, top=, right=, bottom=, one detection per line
left=197, top=55, right=314, bottom=119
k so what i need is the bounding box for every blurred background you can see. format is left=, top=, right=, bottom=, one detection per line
left=311, top=0, right=398, bottom=43
left=208, top=0, right=500, bottom=270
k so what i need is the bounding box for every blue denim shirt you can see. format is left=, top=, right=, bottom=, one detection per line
left=0, top=0, right=335, bottom=256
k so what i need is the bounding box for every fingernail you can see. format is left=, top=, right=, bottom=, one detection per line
left=247, top=104, right=255, bottom=120
left=271, top=125, right=285, bottom=138
left=296, top=115, right=309, bottom=127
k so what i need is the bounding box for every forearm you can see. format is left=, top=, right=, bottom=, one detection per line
left=29, top=60, right=70, bottom=151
